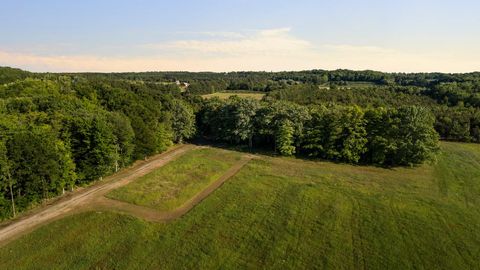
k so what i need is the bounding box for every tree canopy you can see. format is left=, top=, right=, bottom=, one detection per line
left=2, top=65, right=479, bottom=220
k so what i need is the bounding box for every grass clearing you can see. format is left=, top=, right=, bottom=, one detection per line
left=202, top=91, right=265, bottom=100
left=106, top=147, right=242, bottom=211
left=1, top=142, right=480, bottom=269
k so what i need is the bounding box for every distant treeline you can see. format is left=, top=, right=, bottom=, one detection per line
left=265, top=84, right=480, bottom=143
left=44, top=68, right=480, bottom=99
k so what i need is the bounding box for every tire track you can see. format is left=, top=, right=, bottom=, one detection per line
left=0, top=144, right=196, bottom=247
left=91, top=155, right=254, bottom=222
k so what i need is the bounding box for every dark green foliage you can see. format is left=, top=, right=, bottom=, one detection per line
left=228, top=97, right=259, bottom=148
left=255, top=101, right=310, bottom=153
left=265, top=84, right=436, bottom=108
left=0, top=139, right=15, bottom=219
left=169, top=99, right=196, bottom=143
left=7, top=125, right=76, bottom=208
left=265, top=81, right=480, bottom=144
left=302, top=106, right=367, bottom=163
left=364, top=107, right=439, bottom=166
left=198, top=98, right=438, bottom=165
left=5, top=97, right=37, bottom=113
left=0, top=66, right=30, bottom=84
left=0, top=66, right=478, bottom=219
left=0, top=78, right=60, bottom=98
left=88, top=80, right=190, bottom=158
left=199, top=97, right=260, bottom=147
left=108, top=112, right=135, bottom=168
left=0, top=71, right=196, bottom=219
left=66, top=113, right=117, bottom=182
left=197, top=97, right=225, bottom=140
left=393, top=106, right=439, bottom=165
left=433, top=106, right=480, bottom=142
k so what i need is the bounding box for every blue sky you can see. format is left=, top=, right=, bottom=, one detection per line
left=1, top=0, right=479, bottom=72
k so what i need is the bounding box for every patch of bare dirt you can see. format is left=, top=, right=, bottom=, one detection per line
left=92, top=155, right=253, bottom=222
left=0, top=144, right=196, bottom=247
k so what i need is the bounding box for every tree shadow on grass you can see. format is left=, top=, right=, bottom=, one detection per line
left=188, top=137, right=413, bottom=170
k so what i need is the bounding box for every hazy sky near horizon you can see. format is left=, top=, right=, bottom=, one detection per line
left=1, top=0, right=479, bottom=72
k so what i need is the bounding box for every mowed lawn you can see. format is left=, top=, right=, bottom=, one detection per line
left=1, top=142, right=480, bottom=269
left=202, top=91, right=265, bottom=100
left=106, top=147, right=243, bottom=211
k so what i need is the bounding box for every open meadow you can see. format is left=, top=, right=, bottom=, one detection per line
left=106, top=147, right=243, bottom=211
left=0, top=142, right=479, bottom=269
left=202, top=91, right=265, bottom=100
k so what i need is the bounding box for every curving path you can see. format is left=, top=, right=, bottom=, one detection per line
left=0, top=144, right=197, bottom=247
left=91, top=155, right=253, bottom=222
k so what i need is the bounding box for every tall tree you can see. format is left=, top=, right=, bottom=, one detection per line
left=394, top=106, right=439, bottom=165
left=0, top=139, right=15, bottom=217
left=67, top=114, right=116, bottom=182
left=170, top=99, right=196, bottom=143
left=108, top=112, right=135, bottom=169
left=9, top=125, right=77, bottom=202
left=303, top=105, right=367, bottom=163
left=225, top=97, right=259, bottom=148
left=276, top=119, right=296, bottom=156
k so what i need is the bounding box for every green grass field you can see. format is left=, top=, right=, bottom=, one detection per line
left=1, top=142, right=479, bottom=269
left=106, top=147, right=242, bottom=211
left=202, top=91, right=265, bottom=100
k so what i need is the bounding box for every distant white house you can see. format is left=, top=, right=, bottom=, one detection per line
left=175, top=80, right=190, bottom=88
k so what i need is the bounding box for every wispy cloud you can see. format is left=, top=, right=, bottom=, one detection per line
left=1, top=28, right=479, bottom=72
left=143, top=27, right=311, bottom=56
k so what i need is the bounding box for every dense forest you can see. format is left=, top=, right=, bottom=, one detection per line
left=1, top=66, right=479, bottom=220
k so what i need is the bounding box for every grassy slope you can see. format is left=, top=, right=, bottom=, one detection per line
left=106, top=147, right=242, bottom=211
left=1, top=142, right=479, bottom=269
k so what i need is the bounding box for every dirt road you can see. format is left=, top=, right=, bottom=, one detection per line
left=0, top=144, right=196, bottom=247
left=92, top=155, right=253, bottom=222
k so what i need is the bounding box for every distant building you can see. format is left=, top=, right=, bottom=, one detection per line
left=175, top=80, right=189, bottom=88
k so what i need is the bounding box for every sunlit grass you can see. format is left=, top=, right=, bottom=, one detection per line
left=202, top=91, right=265, bottom=100
left=106, top=147, right=242, bottom=211
left=1, top=142, right=479, bottom=269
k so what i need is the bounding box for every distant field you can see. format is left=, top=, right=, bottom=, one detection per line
left=202, top=91, right=265, bottom=100
left=1, top=142, right=479, bottom=269
left=106, top=147, right=242, bottom=211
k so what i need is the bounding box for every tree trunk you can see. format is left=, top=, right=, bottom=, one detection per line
left=115, top=147, right=119, bottom=172
left=8, top=173, right=16, bottom=217
left=41, top=178, right=48, bottom=202
left=248, top=135, right=253, bottom=151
